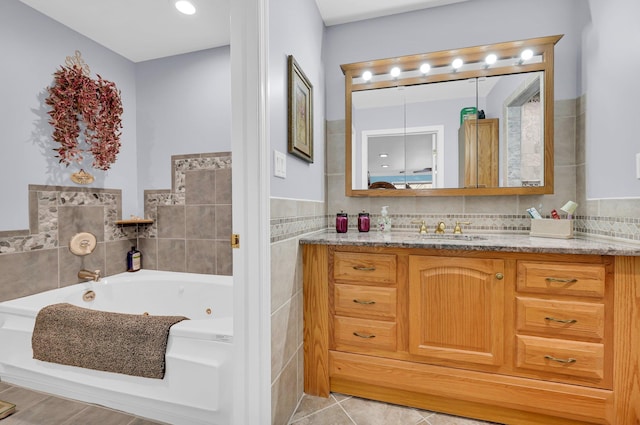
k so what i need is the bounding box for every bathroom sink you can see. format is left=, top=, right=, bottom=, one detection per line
left=409, top=234, right=487, bottom=241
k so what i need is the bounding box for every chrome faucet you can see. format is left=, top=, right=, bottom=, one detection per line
left=78, top=269, right=101, bottom=282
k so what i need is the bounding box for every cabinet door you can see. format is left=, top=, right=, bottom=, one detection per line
left=408, top=256, right=505, bottom=366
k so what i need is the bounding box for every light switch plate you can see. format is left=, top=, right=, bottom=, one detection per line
left=274, top=150, right=286, bottom=178
left=636, top=153, right=640, bottom=179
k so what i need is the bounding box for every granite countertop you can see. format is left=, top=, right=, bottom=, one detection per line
left=300, top=231, right=640, bottom=256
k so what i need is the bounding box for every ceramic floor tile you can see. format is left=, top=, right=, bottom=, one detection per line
left=128, top=418, right=169, bottom=425
left=2, top=395, right=86, bottom=424
left=60, top=405, right=137, bottom=425
left=289, top=394, right=338, bottom=423
left=339, top=397, right=425, bottom=425
left=290, top=404, right=356, bottom=425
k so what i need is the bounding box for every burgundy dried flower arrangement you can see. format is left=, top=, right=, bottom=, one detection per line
left=45, top=64, right=123, bottom=171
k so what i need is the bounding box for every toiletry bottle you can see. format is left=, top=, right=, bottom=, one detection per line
left=336, top=211, right=348, bottom=233
left=127, top=246, right=142, bottom=272
left=358, top=210, right=370, bottom=232
left=378, top=206, right=391, bottom=232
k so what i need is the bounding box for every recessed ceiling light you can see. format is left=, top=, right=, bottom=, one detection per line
left=379, top=153, right=388, bottom=158
left=174, top=0, right=196, bottom=15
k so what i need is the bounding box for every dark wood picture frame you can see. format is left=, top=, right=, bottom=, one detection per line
left=287, top=55, right=314, bottom=163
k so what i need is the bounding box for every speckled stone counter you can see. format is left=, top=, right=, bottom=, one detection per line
left=300, top=231, right=640, bottom=256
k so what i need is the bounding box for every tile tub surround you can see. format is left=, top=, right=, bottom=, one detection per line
left=0, top=185, right=137, bottom=302
left=141, top=152, right=233, bottom=275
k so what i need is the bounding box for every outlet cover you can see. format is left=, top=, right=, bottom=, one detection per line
left=274, top=150, right=286, bottom=178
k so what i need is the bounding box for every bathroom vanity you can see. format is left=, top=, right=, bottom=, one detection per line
left=301, top=233, right=640, bottom=425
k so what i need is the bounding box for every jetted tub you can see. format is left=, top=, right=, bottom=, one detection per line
left=0, top=270, right=233, bottom=425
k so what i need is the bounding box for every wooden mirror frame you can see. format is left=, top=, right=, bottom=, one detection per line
left=341, top=35, right=563, bottom=197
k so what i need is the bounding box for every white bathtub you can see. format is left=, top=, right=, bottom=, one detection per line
left=0, top=270, right=233, bottom=425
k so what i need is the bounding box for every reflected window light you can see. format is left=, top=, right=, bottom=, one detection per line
left=452, top=58, right=463, bottom=70
left=390, top=67, right=401, bottom=78
left=419, top=63, right=431, bottom=74
left=362, top=70, right=372, bottom=81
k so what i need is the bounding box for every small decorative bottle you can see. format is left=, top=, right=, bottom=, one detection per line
left=335, top=211, right=348, bottom=233
left=127, top=246, right=142, bottom=272
left=357, top=210, right=370, bottom=232
left=378, top=206, right=391, bottom=232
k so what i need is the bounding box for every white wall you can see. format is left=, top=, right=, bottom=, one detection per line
left=135, top=47, right=231, bottom=193
left=0, top=0, right=137, bottom=230
left=269, top=0, right=325, bottom=201
left=583, top=0, right=640, bottom=198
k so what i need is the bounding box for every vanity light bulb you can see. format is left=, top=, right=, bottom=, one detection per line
left=362, top=70, right=372, bottom=82
left=520, top=49, right=533, bottom=61
left=485, top=54, right=497, bottom=65
left=390, top=67, right=401, bottom=78
left=452, top=58, right=463, bottom=69
left=419, top=63, right=431, bottom=74
left=175, top=0, right=196, bottom=15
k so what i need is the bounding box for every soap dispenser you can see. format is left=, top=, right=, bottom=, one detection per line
left=378, top=206, right=391, bottom=232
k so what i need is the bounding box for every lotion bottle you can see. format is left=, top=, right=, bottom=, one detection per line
left=127, top=246, right=142, bottom=272
left=378, top=206, right=391, bottom=232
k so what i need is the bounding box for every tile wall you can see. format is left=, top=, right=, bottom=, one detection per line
left=140, top=152, right=233, bottom=275
left=0, top=151, right=233, bottom=303
left=0, top=185, right=136, bottom=302
left=270, top=198, right=325, bottom=425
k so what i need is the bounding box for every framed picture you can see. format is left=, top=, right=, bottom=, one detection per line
left=287, top=55, right=314, bottom=163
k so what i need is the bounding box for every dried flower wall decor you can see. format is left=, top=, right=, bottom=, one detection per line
left=45, top=52, right=123, bottom=171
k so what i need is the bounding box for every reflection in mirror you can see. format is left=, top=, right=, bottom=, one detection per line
left=342, top=35, right=562, bottom=197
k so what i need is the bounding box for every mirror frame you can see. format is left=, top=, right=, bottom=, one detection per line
left=342, top=35, right=563, bottom=197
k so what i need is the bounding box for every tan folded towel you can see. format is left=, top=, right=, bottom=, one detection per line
left=32, top=303, right=188, bottom=379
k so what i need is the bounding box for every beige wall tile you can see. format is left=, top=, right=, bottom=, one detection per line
left=214, top=240, right=233, bottom=276
left=157, top=206, right=186, bottom=239
left=157, top=239, right=186, bottom=272
left=105, top=239, right=137, bottom=275
left=0, top=249, right=58, bottom=301
left=271, top=353, right=299, bottom=425
left=58, top=205, right=105, bottom=245
left=271, top=238, right=301, bottom=312
left=186, top=239, right=216, bottom=274
left=185, top=169, right=216, bottom=205
left=186, top=205, right=216, bottom=239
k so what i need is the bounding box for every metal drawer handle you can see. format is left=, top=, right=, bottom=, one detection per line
left=544, top=355, right=577, bottom=364
left=353, top=332, right=376, bottom=339
left=353, top=266, right=376, bottom=271
left=353, top=299, right=376, bottom=305
left=545, top=316, right=578, bottom=324
left=545, top=277, right=578, bottom=284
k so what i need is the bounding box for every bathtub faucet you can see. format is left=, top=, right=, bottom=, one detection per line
left=78, top=269, right=101, bottom=282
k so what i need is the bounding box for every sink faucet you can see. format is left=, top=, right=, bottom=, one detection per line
left=78, top=269, right=101, bottom=282
left=453, top=221, right=472, bottom=234
left=411, top=220, right=428, bottom=234
left=435, top=221, right=446, bottom=234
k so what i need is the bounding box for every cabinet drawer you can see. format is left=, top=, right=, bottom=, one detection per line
left=333, top=252, right=397, bottom=284
left=335, top=284, right=397, bottom=320
left=517, top=261, right=605, bottom=298
left=516, top=336, right=605, bottom=382
left=334, top=316, right=397, bottom=352
left=516, top=297, right=605, bottom=341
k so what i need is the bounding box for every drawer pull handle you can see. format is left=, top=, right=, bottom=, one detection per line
left=353, top=266, right=376, bottom=271
left=545, top=316, right=578, bottom=324
left=353, top=332, right=376, bottom=339
left=545, top=277, right=578, bottom=284
left=353, top=299, right=376, bottom=305
left=544, top=355, right=577, bottom=364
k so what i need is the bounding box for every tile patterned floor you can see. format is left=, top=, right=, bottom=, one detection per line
left=289, top=393, right=502, bottom=425
left=0, top=381, right=167, bottom=425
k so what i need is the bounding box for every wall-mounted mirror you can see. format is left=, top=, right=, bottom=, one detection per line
left=342, top=35, right=562, bottom=196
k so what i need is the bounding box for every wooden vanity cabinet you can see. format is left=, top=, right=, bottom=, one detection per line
left=303, top=244, right=640, bottom=425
